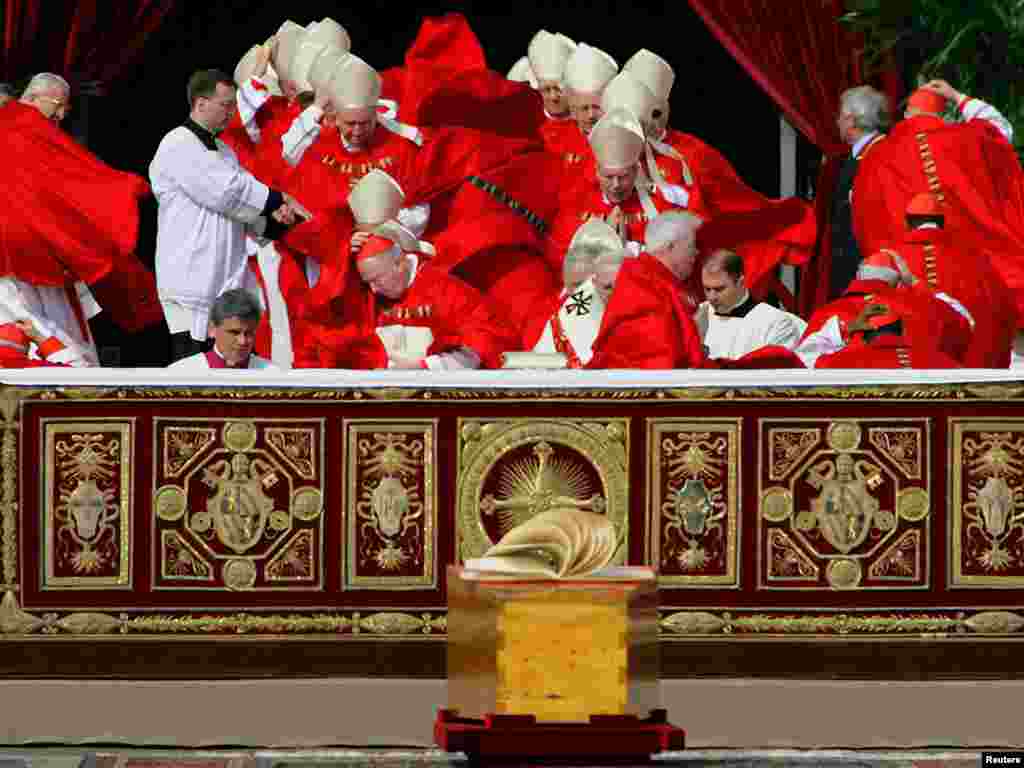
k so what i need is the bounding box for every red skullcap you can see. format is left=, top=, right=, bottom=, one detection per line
left=906, top=192, right=944, bottom=218
left=356, top=234, right=398, bottom=263
left=906, top=88, right=946, bottom=115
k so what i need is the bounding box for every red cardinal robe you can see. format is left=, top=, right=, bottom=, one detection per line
left=0, top=101, right=160, bottom=332
left=586, top=253, right=705, bottom=369
left=853, top=113, right=1024, bottom=324
left=380, top=12, right=546, bottom=140
left=805, top=280, right=971, bottom=368
left=886, top=225, right=1015, bottom=367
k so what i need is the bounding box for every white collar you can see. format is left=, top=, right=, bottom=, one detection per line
left=852, top=131, right=880, bottom=159
left=714, top=289, right=752, bottom=316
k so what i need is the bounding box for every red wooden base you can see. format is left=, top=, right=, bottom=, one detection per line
left=434, top=708, right=685, bottom=764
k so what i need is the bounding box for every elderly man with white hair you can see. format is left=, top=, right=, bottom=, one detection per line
left=586, top=210, right=705, bottom=369
left=829, top=85, right=890, bottom=299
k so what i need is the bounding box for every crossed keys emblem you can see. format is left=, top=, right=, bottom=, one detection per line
left=479, top=441, right=606, bottom=537
left=565, top=289, right=593, bottom=317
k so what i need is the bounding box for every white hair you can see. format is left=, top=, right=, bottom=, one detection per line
left=21, top=73, right=70, bottom=100
left=644, top=210, right=703, bottom=253
left=839, top=86, right=891, bottom=133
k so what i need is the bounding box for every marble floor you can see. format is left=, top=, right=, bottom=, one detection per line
left=0, top=748, right=1001, bottom=768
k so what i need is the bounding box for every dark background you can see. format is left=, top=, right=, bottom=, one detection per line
left=59, top=2, right=809, bottom=365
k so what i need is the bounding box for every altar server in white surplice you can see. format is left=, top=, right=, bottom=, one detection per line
left=150, top=69, right=299, bottom=363
left=528, top=218, right=630, bottom=368
left=696, top=248, right=806, bottom=360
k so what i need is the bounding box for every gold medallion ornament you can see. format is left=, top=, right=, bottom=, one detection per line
left=154, top=486, right=187, bottom=522
left=223, top=421, right=258, bottom=452
left=826, top=421, right=863, bottom=452
left=826, top=558, right=863, bottom=590
left=897, top=487, right=931, bottom=522
left=761, top=488, right=793, bottom=523
left=222, top=558, right=257, bottom=590
left=458, top=420, right=629, bottom=563
left=291, top=487, right=323, bottom=521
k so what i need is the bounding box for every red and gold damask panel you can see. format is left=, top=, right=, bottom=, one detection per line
left=455, top=419, right=630, bottom=565
left=40, top=420, right=133, bottom=589
left=757, top=419, right=932, bottom=591
left=950, top=420, right=1024, bottom=588
left=151, top=418, right=326, bottom=592
left=646, top=420, right=740, bottom=588
left=344, top=420, right=438, bottom=589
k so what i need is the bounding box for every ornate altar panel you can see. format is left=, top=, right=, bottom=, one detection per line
left=2, top=370, right=1024, bottom=676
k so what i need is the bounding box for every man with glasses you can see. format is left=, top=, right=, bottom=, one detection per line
left=150, top=69, right=299, bottom=363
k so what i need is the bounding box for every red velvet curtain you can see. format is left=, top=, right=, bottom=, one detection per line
left=2, top=0, right=175, bottom=91
left=687, top=0, right=875, bottom=315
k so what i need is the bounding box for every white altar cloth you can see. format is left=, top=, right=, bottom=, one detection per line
left=2, top=368, right=1023, bottom=389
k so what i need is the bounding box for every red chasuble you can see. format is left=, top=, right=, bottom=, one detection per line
left=357, top=263, right=517, bottom=370
left=889, top=226, right=1015, bottom=368
left=380, top=12, right=546, bottom=140
left=540, top=119, right=594, bottom=177
left=853, top=114, right=1024, bottom=324
left=587, top=253, right=705, bottom=369
left=806, top=280, right=971, bottom=368
left=432, top=207, right=558, bottom=339
left=656, top=129, right=816, bottom=297
left=0, top=102, right=160, bottom=332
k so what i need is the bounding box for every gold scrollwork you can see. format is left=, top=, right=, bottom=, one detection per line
left=649, top=420, right=740, bottom=587
left=163, top=427, right=217, bottom=478
left=266, top=427, right=317, bottom=480
left=870, top=427, right=922, bottom=479
left=953, top=425, right=1024, bottom=586
left=43, top=423, right=132, bottom=588
left=457, top=419, right=629, bottom=564
left=769, top=429, right=820, bottom=480
left=347, top=423, right=437, bottom=589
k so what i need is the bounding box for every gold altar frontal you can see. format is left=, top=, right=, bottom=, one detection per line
left=446, top=566, right=659, bottom=722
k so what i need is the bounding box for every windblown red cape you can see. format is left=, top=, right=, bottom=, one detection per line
left=0, top=101, right=160, bottom=331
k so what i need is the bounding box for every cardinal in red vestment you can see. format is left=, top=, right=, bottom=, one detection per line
left=852, top=80, right=1024, bottom=326
left=0, top=99, right=160, bottom=334
left=881, top=193, right=1015, bottom=367
left=323, top=221, right=515, bottom=370
left=796, top=251, right=971, bottom=369
left=0, top=321, right=90, bottom=368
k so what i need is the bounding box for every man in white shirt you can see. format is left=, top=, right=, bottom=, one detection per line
left=697, top=249, right=807, bottom=360
left=168, top=289, right=276, bottom=370
left=150, top=69, right=298, bottom=363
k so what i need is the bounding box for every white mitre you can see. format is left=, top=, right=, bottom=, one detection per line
left=349, top=169, right=405, bottom=229
left=328, top=54, right=382, bottom=109
left=506, top=56, right=538, bottom=88
left=589, top=107, right=645, bottom=170
left=564, top=43, right=618, bottom=95
left=601, top=72, right=658, bottom=127
left=528, top=29, right=576, bottom=83
left=305, top=17, right=351, bottom=52
left=309, top=47, right=349, bottom=95
left=289, top=42, right=329, bottom=93
left=272, top=20, right=305, bottom=84
left=623, top=49, right=674, bottom=106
